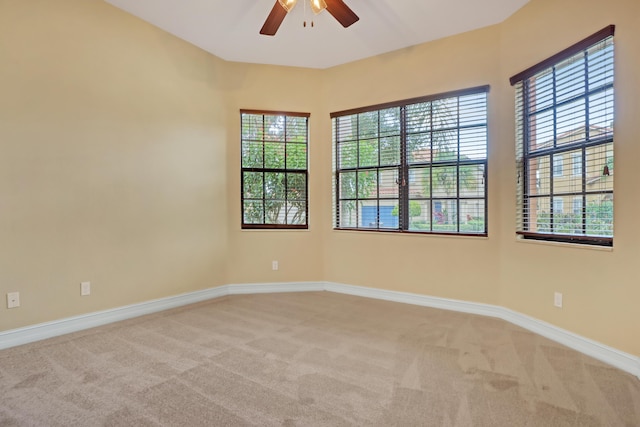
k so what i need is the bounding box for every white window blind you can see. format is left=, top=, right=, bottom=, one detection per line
left=512, top=26, right=614, bottom=246
left=332, top=86, right=488, bottom=235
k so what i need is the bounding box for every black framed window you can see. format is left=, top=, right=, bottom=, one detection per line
left=511, top=26, right=614, bottom=246
left=331, top=86, right=488, bottom=235
left=241, top=110, right=309, bottom=229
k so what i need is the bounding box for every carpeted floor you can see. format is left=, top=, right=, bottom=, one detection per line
left=0, top=291, right=638, bottom=426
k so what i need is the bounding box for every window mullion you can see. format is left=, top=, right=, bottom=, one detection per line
left=262, top=171, right=266, bottom=224
left=550, top=67, right=557, bottom=233
left=456, top=97, right=461, bottom=233
left=356, top=116, right=360, bottom=228
left=334, top=119, right=340, bottom=227
left=582, top=51, right=590, bottom=235
left=262, top=116, right=267, bottom=225
left=283, top=120, right=288, bottom=225
left=262, top=114, right=266, bottom=168
left=375, top=112, right=380, bottom=229
left=284, top=172, right=288, bottom=225
left=522, top=80, right=531, bottom=232
left=584, top=52, right=591, bottom=142
left=429, top=102, right=434, bottom=232
left=400, top=106, right=408, bottom=230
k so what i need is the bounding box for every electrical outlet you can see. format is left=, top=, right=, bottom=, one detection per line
left=554, top=292, right=563, bottom=308
left=7, top=292, right=20, bottom=309
left=272, top=260, right=279, bottom=271
left=81, top=281, right=91, bottom=296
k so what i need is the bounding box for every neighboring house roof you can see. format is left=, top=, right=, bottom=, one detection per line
left=587, top=173, right=613, bottom=186
left=555, top=124, right=613, bottom=144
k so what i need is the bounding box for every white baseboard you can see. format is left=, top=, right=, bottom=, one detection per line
left=1, top=280, right=637, bottom=379
left=324, top=282, right=505, bottom=318
left=226, top=281, right=325, bottom=294
left=499, top=308, right=640, bottom=380
left=0, top=286, right=229, bottom=350
left=0, top=282, right=322, bottom=350
left=324, top=282, right=640, bottom=379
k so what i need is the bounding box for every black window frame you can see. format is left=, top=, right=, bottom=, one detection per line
left=331, top=86, right=489, bottom=236
left=240, top=109, right=309, bottom=230
left=511, top=25, right=615, bottom=247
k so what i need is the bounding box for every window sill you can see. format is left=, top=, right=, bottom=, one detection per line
left=241, top=228, right=310, bottom=232
left=515, top=235, right=613, bottom=251
left=333, top=228, right=488, bottom=240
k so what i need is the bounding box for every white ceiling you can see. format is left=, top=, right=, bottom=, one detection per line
left=104, top=0, right=529, bottom=69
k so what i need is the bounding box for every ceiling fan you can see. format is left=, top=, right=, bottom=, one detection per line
left=260, top=0, right=359, bottom=36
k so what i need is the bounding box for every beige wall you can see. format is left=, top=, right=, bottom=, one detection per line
left=497, top=0, right=640, bottom=356
left=0, top=0, right=230, bottom=329
left=321, top=26, right=503, bottom=304
left=1, top=0, right=638, bottom=358
left=319, top=0, right=639, bottom=356
left=223, top=63, right=325, bottom=284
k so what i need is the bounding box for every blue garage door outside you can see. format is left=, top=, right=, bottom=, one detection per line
left=361, top=205, right=398, bottom=228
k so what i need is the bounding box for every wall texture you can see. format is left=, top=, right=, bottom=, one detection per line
left=223, top=62, right=325, bottom=285
left=319, top=0, right=639, bottom=356
left=0, top=0, right=638, bottom=358
left=321, top=25, right=503, bottom=305
left=0, top=0, right=230, bottom=329
left=497, top=0, right=640, bottom=357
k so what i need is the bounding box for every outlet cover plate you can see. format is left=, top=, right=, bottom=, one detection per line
left=7, top=292, right=20, bottom=309
left=81, top=281, right=91, bottom=296
left=554, top=292, right=563, bottom=308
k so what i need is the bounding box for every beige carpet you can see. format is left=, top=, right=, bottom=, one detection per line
left=0, top=291, right=638, bottom=426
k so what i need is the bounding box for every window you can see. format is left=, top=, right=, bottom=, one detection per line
left=332, top=86, right=488, bottom=235
left=573, top=196, right=583, bottom=214
left=553, top=198, right=564, bottom=214
left=240, top=110, right=309, bottom=229
left=553, top=155, right=563, bottom=177
left=511, top=26, right=614, bottom=246
left=572, top=152, right=582, bottom=176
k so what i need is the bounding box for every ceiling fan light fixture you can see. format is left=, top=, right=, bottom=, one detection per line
left=261, top=0, right=358, bottom=36
left=310, top=0, right=327, bottom=14
left=278, top=0, right=298, bottom=12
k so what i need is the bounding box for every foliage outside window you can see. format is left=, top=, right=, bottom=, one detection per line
left=331, top=86, right=488, bottom=235
left=241, top=110, right=309, bottom=229
left=511, top=26, right=614, bottom=246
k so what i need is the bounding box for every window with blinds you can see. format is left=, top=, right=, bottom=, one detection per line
left=331, top=86, right=488, bottom=235
left=241, top=110, right=309, bottom=229
left=511, top=26, right=614, bottom=246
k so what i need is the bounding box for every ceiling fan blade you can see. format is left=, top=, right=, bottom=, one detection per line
left=325, top=0, right=359, bottom=28
left=260, top=1, right=288, bottom=36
